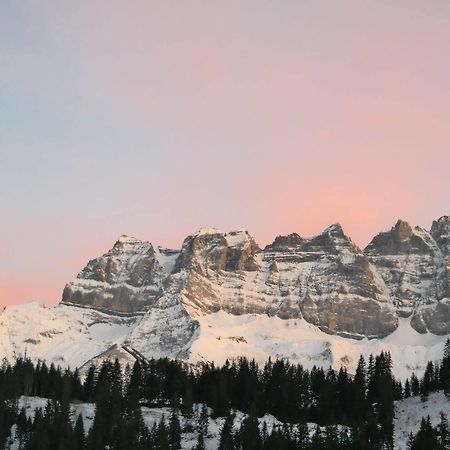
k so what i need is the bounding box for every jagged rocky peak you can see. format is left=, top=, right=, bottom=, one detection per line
left=431, top=216, right=450, bottom=256
left=364, top=219, right=448, bottom=332
left=61, top=235, right=166, bottom=314
left=265, top=223, right=359, bottom=254
left=305, top=223, right=362, bottom=254
left=409, top=216, right=450, bottom=335
left=261, top=223, right=397, bottom=339
left=365, top=220, right=438, bottom=256
left=115, top=234, right=141, bottom=245
left=301, top=225, right=397, bottom=339
left=76, top=235, right=160, bottom=286
left=265, top=233, right=304, bottom=251
left=56, top=217, right=449, bottom=343
left=174, top=228, right=260, bottom=273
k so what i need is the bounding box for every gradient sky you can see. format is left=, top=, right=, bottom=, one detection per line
left=1, top=1, right=449, bottom=307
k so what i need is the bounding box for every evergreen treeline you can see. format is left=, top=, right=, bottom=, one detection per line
left=0, top=340, right=449, bottom=449
left=403, top=339, right=450, bottom=403
left=407, top=413, right=450, bottom=450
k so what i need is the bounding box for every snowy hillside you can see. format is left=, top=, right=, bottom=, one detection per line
left=8, top=392, right=450, bottom=450
left=0, top=301, right=448, bottom=380
left=395, top=392, right=450, bottom=449
left=191, top=312, right=449, bottom=380
left=10, top=398, right=285, bottom=450
left=0, top=302, right=140, bottom=368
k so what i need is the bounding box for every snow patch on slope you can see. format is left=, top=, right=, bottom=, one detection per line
left=0, top=302, right=140, bottom=368
left=0, top=302, right=448, bottom=380
left=395, top=391, right=450, bottom=449
left=189, top=313, right=449, bottom=379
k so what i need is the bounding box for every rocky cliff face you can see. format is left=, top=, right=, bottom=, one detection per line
left=263, top=224, right=397, bottom=339
left=431, top=216, right=450, bottom=257
left=60, top=216, right=450, bottom=343
left=62, top=235, right=169, bottom=313
left=365, top=219, right=450, bottom=334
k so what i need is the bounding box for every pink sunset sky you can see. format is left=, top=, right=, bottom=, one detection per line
left=1, top=1, right=449, bottom=307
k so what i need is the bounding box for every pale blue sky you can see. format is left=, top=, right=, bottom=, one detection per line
left=1, top=1, right=449, bottom=305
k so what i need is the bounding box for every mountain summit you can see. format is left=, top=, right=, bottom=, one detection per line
left=0, top=217, right=449, bottom=378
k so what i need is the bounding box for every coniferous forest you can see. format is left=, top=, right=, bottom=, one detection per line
left=1, top=341, right=450, bottom=450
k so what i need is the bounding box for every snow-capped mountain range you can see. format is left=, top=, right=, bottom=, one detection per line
left=1, top=216, right=449, bottom=379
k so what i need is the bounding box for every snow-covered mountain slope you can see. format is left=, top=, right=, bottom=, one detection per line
left=0, top=302, right=140, bottom=368
left=189, top=312, right=448, bottom=380
left=1, top=217, right=449, bottom=378
left=395, top=391, right=450, bottom=450
left=0, top=302, right=447, bottom=380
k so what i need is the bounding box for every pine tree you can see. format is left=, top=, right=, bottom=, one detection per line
left=169, top=408, right=181, bottom=449
left=194, top=431, right=205, bottom=450
left=218, top=413, right=235, bottom=450
left=16, top=406, right=29, bottom=448
left=411, top=373, right=420, bottom=396
left=421, top=361, right=434, bottom=401
left=83, top=366, right=96, bottom=402
left=404, top=379, right=411, bottom=398
left=211, top=372, right=230, bottom=418
left=367, top=352, right=395, bottom=449
left=442, top=339, right=450, bottom=398
left=324, top=425, right=339, bottom=449
left=198, top=404, right=209, bottom=437
left=238, top=415, right=262, bottom=450
left=438, top=412, right=450, bottom=449
left=310, top=425, right=323, bottom=450
left=181, top=381, right=194, bottom=416
left=88, top=369, right=113, bottom=450
left=410, top=416, right=440, bottom=450
left=260, top=421, right=268, bottom=446
left=155, top=417, right=171, bottom=450
left=74, top=414, right=86, bottom=450
left=28, top=408, right=51, bottom=450
left=72, top=369, right=83, bottom=401
left=297, top=422, right=310, bottom=448
left=352, top=355, right=367, bottom=427
left=57, top=398, right=75, bottom=450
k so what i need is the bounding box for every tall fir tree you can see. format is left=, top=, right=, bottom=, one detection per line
left=218, top=413, right=235, bottom=450
left=441, top=338, right=450, bottom=398
left=169, top=408, right=181, bottom=449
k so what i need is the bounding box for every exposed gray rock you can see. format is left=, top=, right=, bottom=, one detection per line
left=62, top=235, right=165, bottom=313
left=431, top=216, right=450, bottom=256
left=365, top=218, right=450, bottom=334
left=174, top=228, right=260, bottom=274
left=264, top=224, right=397, bottom=338
left=60, top=217, right=449, bottom=342
left=166, top=224, right=396, bottom=338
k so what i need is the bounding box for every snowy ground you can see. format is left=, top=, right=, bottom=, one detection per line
left=394, top=391, right=450, bottom=450
left=190, top=312, right=448, bottom=380
left=7, top=392, right=449, bottom=449
left=12, top=397, right=284, bottom=450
